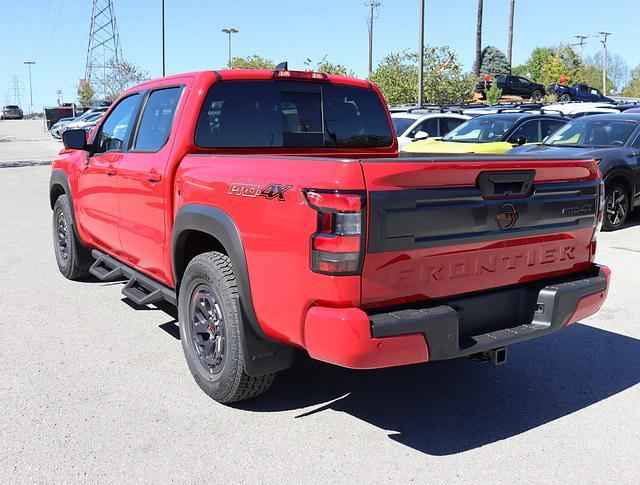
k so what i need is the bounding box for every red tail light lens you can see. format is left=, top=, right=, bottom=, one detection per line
left=303, top=189, right=365, bottom=275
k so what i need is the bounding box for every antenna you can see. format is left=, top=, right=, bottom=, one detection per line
left=85, top=0, right=123, bottom=100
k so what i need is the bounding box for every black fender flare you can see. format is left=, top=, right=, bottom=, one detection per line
left=172, top=204, right=293, bottom=376
left=50, top=170, right=79, bottom=237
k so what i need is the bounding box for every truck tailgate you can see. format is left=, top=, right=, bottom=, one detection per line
left=360, top=157, right=600, bottom=309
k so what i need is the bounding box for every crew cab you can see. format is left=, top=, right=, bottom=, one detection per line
left=548, top=83, right=614, bottom=103
left=475, top=75, right=545, bottom=101
left=50, top=68, right=610, bottom=403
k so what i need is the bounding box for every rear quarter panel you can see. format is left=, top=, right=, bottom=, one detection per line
left=175, top=155, right=366, bottom=346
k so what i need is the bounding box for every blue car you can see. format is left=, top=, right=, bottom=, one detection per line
left=510, top=113, right=640, bottom=230
left=547, top=83, right=614, bottom=103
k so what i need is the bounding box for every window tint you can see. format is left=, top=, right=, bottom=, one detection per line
left=547, top=120, right=638, bottom=147
left=540, top=119, right=567, bottom=138
left=496, top=75, right=507, bottom=83
left=440, top=117, right=465, bottom=136
left=134, top=87, right=183, bottom=151
left=391, top=117, right=416, bottom=135
left=509, top=120, right=540, bottom=143
left=195, top=80, right=393, bottom=148
left=517, top=77, right=530, bottom=84
left=95, top=94, right=140, bottom=153
left=443, top=117, right=516, bottom=143
left=409, top=118, right=438, bottom=138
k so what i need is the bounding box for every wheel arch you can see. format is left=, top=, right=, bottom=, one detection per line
left=603, top=166, right=634, bottom=198
left=172, top=204, right=293, bottom=375
left=49, top=170, right=83, bottom=241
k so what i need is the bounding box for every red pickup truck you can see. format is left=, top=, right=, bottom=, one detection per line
left=50, top=68, right=610, bottom=403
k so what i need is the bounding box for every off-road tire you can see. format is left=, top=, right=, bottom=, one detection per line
left=52, top=194, right=92, bottom=280
left=178, top=252, right=276, bottom=403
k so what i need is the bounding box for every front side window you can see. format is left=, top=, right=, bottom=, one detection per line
left=508, top=120, right=540, bottom=143
left=440, top=117, right=466, bottom=135
left=442, top=117, right=516, bottom=143
left=540, top=119, right=567, bottom=138
left=195, top=80, right=393, bottom=149
left=391, top=117, right=416, bottom=136
left=134, top=87, right=183, bottom=151
left=95, top=94, right=140, bottom=154
left=546, top=120, right=638, bottom=147
left=409, top=118, right=438, bottom=138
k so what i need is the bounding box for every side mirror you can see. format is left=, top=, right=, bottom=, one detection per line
left=513, top=136, right=527, bottom=146
left=413, top=130, right=429, bottom=140
left=62, top=129, right=89, bottom=150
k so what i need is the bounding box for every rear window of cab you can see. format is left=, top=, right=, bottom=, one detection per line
left=195, top=80, right=393, bottom=149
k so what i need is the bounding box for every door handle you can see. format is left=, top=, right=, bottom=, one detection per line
left=105, top=166, right=117, bottom=176
left=146, top=172, right=162, bottom=183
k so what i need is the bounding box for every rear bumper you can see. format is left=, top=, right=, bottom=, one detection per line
left=303, top=265, right=610, bottom=369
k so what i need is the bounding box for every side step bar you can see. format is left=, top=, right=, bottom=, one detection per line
left=90, top=250, right=176, bottom=306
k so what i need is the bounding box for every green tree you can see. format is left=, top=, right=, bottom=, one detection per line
left=539, top=55, right=566, bottom=87
left=479, top=46, right=510, bottom=76
left=304, top=56, right=355, bottom=76
left=585, top=52, right=628, bottom=93
left=77, top=80, right=95, bottom=106
left=104, top=59, right=148, bottom=100
left=371, top=46, right=473, bottom=105
left=517, top=47, right=554, bottom=82
left=622, top=65, right=640, bottom=97
left=229, top=55, right=275, bottom=70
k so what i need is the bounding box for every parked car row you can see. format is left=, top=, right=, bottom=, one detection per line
left=392, top=100, right=640, bottom=231
left=50, top=107, right=107, bottom=139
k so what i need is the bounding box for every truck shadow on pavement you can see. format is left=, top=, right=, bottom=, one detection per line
left=236, top=323, right=640, bottom=456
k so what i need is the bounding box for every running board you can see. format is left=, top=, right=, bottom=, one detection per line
left=90, top=250, right=177, bottom=306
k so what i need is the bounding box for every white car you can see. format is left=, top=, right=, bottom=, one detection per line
left=63, top=111, right=105, bottom=133
left=391, top=111, right=470, bottom=149
left=540, top=102, right=621, bottom=118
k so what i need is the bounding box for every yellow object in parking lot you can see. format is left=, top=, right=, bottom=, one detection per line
left=401, top=138, right=515, bottom=155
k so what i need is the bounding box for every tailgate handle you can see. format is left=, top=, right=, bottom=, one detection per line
left=477, top=170, right=535, bottom=199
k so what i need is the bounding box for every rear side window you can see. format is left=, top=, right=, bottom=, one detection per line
left=409, top=118, right=438, bottom=138
left=195, top=80, right=393, bottom=149
left=440, top=117, right=465, bottom=135
left=134, top=87, right=183, bottom=151
left=541, top=119, right=567, bottom=138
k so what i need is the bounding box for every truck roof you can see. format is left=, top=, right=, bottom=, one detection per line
left=128, top=69, right=371, bottom=91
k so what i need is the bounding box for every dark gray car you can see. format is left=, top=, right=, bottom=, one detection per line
left=510, top=113, right=640, bottom=230
left=1, top=105, right=23, bottom=120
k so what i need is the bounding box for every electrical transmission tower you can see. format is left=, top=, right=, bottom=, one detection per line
left=11, top=76, right=22, bottom=107
left=85, top=0, right=123, bottom=100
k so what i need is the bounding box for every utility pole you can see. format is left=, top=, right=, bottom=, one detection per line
left=366, top=1, right=381, bottom=78
left=507, top=0, right=515, bottom=71
left=23, top=61, right=35, bottom=115
left=599, top=31, right=611, bottom=95
left=161, top=0, right=165, bottom=76
left=222, top=28, right=238, bottom=68
left=474, top=0, right=483, bottom=77
left=417, top=0, right=425, bottom=106
left=574, top=35, right=588, bottom=62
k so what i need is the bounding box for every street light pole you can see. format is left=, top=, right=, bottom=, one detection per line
left=599, top=31, right=611, bottom=95
left=222, top=28, right=238, bottom=68
left=23, top=61, right=35, bottom=116
left=418, top=0, right=425, bottom=106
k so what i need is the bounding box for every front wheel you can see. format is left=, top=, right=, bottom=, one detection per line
left=531, top=89, right=543, bottom=101
left=52, top=194, right=92, bottom=279
left=178, top=252, right=276, bottom=403
left=602, top=182, right=630, bottom=231
left=559, top=93, right=571, bottom=102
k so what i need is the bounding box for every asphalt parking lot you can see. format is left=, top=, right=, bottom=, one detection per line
left=0, top=120, right=638, bottom=483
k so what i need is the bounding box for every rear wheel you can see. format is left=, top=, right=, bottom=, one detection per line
left=603, top=181, right=630, bottom=231
left=178, top=252, right=276, bottom=403
left=531, top=89, right=543, bottom=101
left=52, top=194, right=92, bottom=280
left=559, top=93, right=571, bottom=102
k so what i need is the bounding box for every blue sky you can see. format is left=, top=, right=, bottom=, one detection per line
left=2, top=0, right=640, bottom=109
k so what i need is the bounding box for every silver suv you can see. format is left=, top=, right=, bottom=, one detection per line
left=0, top=105, right=23, bottom=120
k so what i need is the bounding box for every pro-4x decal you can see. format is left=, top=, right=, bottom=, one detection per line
left=228, top=183, right=293, bottom=201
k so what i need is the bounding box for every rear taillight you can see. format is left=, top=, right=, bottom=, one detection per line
left=303, top=189, right=365, bottom=275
